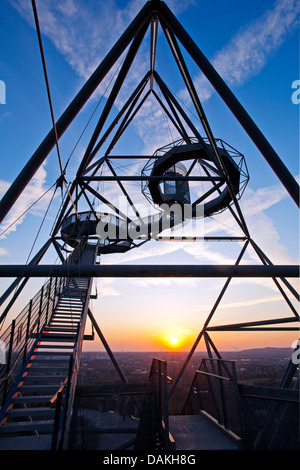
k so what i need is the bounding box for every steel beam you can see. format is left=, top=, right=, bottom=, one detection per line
left=0, top=238, right=52, bottom=307
left=0, top=264, right=298, bottom=278
left=51, top=76, right=151, bottom=238
left=0, top=1, right=154, bottom=224
left=154, top=72, right=205, bottom=147
left=158, top=1, right=300, bottom=207
left=161, top=22, right=225, bottom=172
left=168, top=239, right=249, bottom=398
left=88, top=309, right=128, bottom=384
left=77, top=18, right=151, bottom=177
left=84, top=72, right=151, bottom=169
left=250, top=238, right=300, bottom=301
left=206, top=316, right=299, bottom=331
left=104, top=90, right=151, bottom=158
left=152, top=90, right=189, bottom=140
left=80, top=175, right=223, bottom=181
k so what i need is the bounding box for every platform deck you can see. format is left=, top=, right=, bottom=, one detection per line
left=169, top=414, right=240, bottom=450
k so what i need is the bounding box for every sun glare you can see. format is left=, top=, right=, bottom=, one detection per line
left=156, top=329, right=192, bottom=351
left=169, top=336, right=179, bottom=346
left=165, top=334, right=185, bottom=350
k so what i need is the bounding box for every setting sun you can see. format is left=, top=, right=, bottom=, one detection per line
left=157, top=330, right=192, bottom=350
left=169, top=336, right=179, bottom=346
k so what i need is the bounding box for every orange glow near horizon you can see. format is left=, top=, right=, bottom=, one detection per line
left=82, top=323, right=298, bottom=353
left=156, top=329, right=194, bottom=351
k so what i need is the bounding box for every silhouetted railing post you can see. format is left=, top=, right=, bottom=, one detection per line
left=54, top=277, right=58, bottom=305
left=60, top=354, right=74, bottom=448
left=23, top=299, right=32, bottom=364
left=37, top=285, right=44, bottom=333
left=2, top=320, right=15, bottom=405
left=45, top=277, right=52, bottom=323
left=52, top=390, right=63, bottom=450
left=217, top=360, right=228, bottom=428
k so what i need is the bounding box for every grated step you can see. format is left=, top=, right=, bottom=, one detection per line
left=50, top=319, right=80, bottom=323
left=26, top=366, right=68, bottom=373
left=55, top=313, right=82, bottom=316
left=44, top=327, right=78, bottom=332
left=40, top=336, right=77, bottom=342
left=17, top=384, right=64, bottom=394
left=32, top=352, right=72, bottom=357
left=52, top=315, right=81, bottom=320
left=22, top=375, right=67, bottom=384
left=12, top=396, right=53, bottom=405
left=0, top=420, right=54, bottom=434
left=61, top=302, right=84, bottom=306
left=0, top=435, right=52, bottom=450
left=6, top=407, right=56, bottom=419
left=55, top=308, right=82, bottom=312
left=53, top=313, right=81, bottom=317
left=35, top=344, right=74, bottom=349
left=56, top=302, right=82, bottom=306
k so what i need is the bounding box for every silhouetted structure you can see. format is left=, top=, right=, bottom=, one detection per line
left=0, top=0, right=299, bottom=451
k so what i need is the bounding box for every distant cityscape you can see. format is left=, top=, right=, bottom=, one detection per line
left=72, top=347, right=297, bottom=450
left=78, top=348, right=294, bottom=416
left=79, top=347, right=294, bottom=389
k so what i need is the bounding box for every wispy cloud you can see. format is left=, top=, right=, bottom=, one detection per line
left=96, top=278, right=121, bottom=297
left=0, top=164, right=55, bottom=240
left=8, top=0, right=193, bottom=91
left=188, top=292, right=296, bottom=314
left=181, top=0, right=300, bottom=102
left=9, top=0, right=299, bottom=152
left=6, top=1, right=298, bottom=251
left=0, top=247, right=9, bottom=256
left=100, top=177, right=298, bottom=291
left=8, top=0, right=193, bottom=154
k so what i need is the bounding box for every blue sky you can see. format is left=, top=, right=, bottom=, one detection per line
left=0, top=0, right=299, bottom=352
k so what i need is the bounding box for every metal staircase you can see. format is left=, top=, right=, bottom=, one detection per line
left=0, top=245, right=97, bottom=450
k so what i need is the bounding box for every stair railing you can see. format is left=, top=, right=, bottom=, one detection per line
left=135, top=358, right=175, bottom=450
left=0, top=276, right=68, bottom=406
left=0, top=238, right=87, bottom=408
left=182, top=358, right=247, bottom=448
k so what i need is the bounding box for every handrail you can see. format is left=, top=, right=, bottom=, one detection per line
left=195, top=369, right=232, bottom=381
left=135, top=358, right=175, bottom=450
left=54, top=242, right=97, bottom=449
left=51, top=354, right=74, bottom=450
left=0, top=239, right=94, bottom=450
left=49, top=377, right=68, bottom=406
left=0, top=238, right=87, bottom=406
left=182, top=358, right=248, bottom=447
left=0, top=276, right=68, bottom=405
left=150, top=358, right=169, bottom=442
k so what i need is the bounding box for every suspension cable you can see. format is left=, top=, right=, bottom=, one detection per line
left=0, top=182, right=56, bottom=238
left=31, top=0, right=79, bottom=218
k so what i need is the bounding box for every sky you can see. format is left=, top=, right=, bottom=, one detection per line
left=0, top=0, right=299, bottom=355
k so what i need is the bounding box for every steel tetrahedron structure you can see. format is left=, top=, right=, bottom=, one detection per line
left=0, top=0, right=299, bottom=451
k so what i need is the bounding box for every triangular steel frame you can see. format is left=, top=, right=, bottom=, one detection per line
left=0, top=0, right=299, bottom=405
